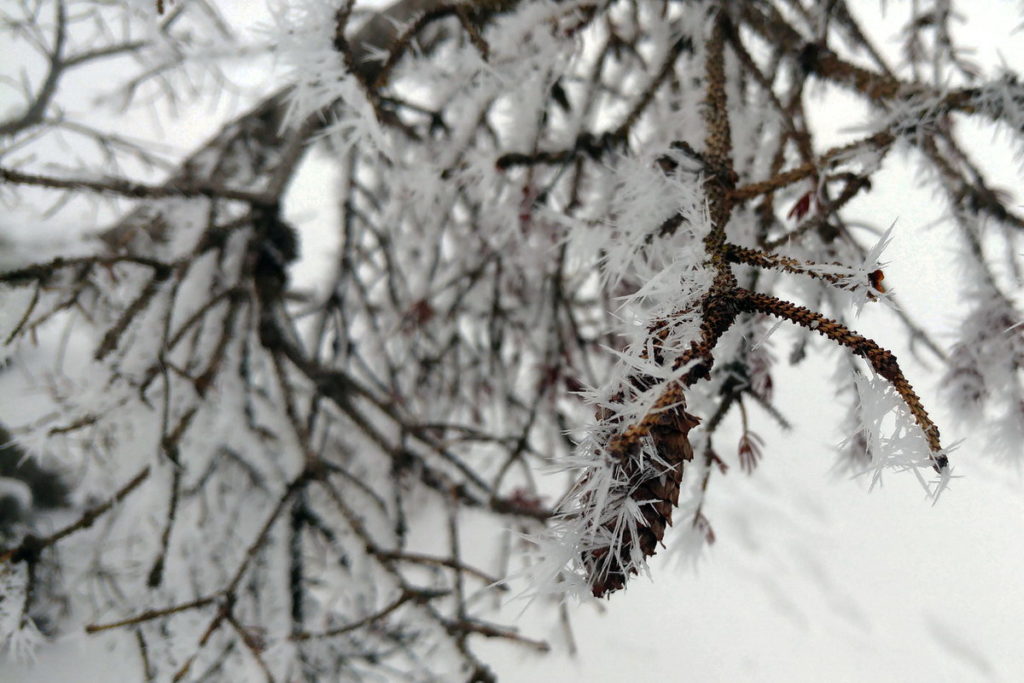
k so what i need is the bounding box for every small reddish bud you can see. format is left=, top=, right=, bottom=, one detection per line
left=787, top=191, right=815, bottom=221
left=869, top=269, right=886, bottom=293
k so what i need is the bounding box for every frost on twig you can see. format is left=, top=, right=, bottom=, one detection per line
left=563, top=383, right=701, bottom=598
left=541, top=9, right=954, bottom=598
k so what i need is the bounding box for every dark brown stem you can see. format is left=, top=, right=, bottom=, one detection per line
left=735, top=289, right=946, bottom=469
left=1, top=467, right=151, bottom=565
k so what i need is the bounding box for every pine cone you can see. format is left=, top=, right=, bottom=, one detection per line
left=584, top=388, right=700, bottom=597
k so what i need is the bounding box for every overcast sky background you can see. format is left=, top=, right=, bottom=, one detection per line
left=2, top=1, right=1023, bottom=681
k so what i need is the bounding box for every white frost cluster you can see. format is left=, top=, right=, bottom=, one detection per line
left=941, top=290, right=1024, bottom=461
left=264, top=0, right=389, bottom=155
left=532, top=148, right=715, bottom=595
left=778, top=225, right=896, bottom=314
left=0, top=564, right=41, bottom=664
left=967, top=73, right=1024, bottom=162
left=842, top=370, right=952, bottom=497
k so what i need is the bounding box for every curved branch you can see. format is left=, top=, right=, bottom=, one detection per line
left=0, top=0, right=66, bottom=138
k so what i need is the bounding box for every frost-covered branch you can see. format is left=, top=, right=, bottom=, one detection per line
left=1, top=0, right=1022, bottom=678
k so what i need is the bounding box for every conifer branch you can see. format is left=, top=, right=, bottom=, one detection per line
left=735, top=290, right=947, bottom=469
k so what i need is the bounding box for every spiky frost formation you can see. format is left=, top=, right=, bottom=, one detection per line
left=533, top=389, right=700, bottom=600
left=840, top=371, right=954, bottom=494
left=543, top=144, right=716, bottom=597
left=578, top=386, right=701, bottom=597
left=942, top=292, right=1024, bottom=460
